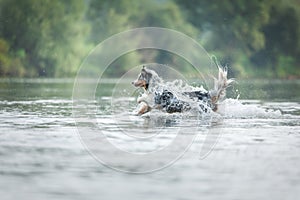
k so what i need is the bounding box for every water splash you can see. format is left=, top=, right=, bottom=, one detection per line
left=135, top=76, right=283, bottom=120
left=215, top=98, right=282, bottom=119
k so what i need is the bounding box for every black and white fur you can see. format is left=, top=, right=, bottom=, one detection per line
left=132, top=65, right=233, bottom=115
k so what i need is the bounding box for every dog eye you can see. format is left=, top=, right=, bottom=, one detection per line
left=138, top=74, right=146, bottom=80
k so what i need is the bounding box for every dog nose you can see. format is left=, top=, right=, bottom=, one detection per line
left=131, top=81, right=134, bottom=84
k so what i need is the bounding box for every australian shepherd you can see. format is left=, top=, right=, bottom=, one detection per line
left=132, top=65, right=233, bottom=115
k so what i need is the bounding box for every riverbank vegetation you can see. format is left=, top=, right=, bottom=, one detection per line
left=0, top=0, right=299, bottom=79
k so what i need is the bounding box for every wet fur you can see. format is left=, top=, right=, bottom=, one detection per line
left=132, top=66, right=233, bottom=115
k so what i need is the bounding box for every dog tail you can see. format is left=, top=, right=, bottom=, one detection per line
left=209, top=57, right=234, bottom=111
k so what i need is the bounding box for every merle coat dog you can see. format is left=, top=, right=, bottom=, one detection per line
left=132, top=66, right=233, bottom=115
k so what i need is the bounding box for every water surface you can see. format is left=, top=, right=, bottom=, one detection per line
left=0, top=78, right=299, bottom=200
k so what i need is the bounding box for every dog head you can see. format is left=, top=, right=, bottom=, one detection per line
left=132, top=66, right=153, bottom=90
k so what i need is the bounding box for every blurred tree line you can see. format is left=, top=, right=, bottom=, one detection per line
left=0, top=0, right=299, bottom=78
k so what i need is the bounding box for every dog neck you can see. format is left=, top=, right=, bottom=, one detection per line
left=145, top=72, right=162, bottom=93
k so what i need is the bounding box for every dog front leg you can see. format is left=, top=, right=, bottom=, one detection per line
left=137, top=101, right=150, bottom=115
left=138, top=102, right=150, bottom=115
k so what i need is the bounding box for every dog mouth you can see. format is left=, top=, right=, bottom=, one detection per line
left=132, top=80, right=146, bottom=87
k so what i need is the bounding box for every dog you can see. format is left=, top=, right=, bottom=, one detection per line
left=132, top=65, right=233, bottom=115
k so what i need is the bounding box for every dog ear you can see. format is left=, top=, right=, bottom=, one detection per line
left=142, top=65, right=146, bottom=72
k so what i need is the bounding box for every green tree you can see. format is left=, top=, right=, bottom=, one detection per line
left=87, top=0, right=198, bottom=43
left=0, top=38, right=11, bottom=75
left=251, top=0, right=300, bottom=78
left=175, top=0, right=271, bottom=76
left=0, top=0, right=89, bottom=77
left=176, top=0, right=270, bottom=53
left=86, top=0, right=199, bottom=77
left=0, top=38, right=26, bottom=77
left=176, top=0, right=300, bottom=78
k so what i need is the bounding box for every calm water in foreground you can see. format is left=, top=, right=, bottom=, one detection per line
left=0, top=78, right=299, bottom=200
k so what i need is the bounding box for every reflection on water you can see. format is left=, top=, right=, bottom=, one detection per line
left=0, top=79, right=300, bottom=200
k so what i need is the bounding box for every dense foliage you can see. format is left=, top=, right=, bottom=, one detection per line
left=0, top=0, right=299, bottom=78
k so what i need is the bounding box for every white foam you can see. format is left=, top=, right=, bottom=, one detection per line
left=218, top=98, right=282, bottom=119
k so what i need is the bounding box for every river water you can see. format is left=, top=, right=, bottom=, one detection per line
left=0, top=78, right=299, bottom=200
